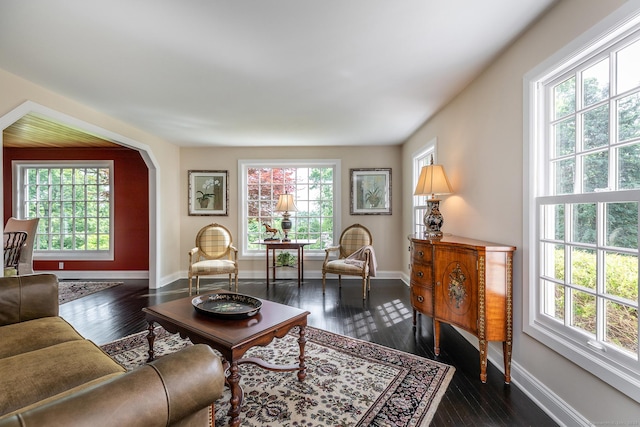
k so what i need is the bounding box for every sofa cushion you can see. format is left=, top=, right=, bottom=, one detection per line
left=0, top=317, right=84, bottom=359
left=0, top=274, right=58, bottom=326
left=0, top=339, right=126, bottom=415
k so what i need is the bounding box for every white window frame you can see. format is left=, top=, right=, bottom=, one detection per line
left=524, top=3, right=640, bottom=402
left=12, top=160, right=114, bottom=261
left=412, top=140, right=437, bottom=235
left=238, top=159, right=341, bottom=259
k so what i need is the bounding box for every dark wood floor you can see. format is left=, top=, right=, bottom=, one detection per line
left=60, top=278, right=558, bottom=426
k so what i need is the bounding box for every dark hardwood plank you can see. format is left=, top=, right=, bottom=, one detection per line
left=60, top=278, right=558, bottom=426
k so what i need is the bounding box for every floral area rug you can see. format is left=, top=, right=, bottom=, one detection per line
left=58, top=281, right=123, bottom=305
left=101, top=326, right=455, bottom=426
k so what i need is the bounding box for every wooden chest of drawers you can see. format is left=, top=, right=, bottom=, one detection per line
left=409, top=235, right=515, bottom=383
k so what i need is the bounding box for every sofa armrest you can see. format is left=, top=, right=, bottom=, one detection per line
left=0, top=344, right=225, bottom=427
left=0, top=274, right=59, bottom=326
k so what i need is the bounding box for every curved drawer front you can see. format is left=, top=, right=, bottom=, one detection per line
left=410, top=266, right=431, bottom=284
left=411, top=243, right=432, bottom=266
left=410, top=283, right=433, bottom=315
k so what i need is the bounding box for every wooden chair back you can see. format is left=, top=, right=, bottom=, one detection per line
left=4, top=231, right=28, bottom=275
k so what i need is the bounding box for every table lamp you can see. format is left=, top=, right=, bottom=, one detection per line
left=275, top=194, right=298, bottom=242
left=413, top=156, right=452, bottom=238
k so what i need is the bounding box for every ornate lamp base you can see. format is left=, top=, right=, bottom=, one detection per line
left=423, top=198, right=444, bottom=238
left=281, top=214, right=292, bottom=242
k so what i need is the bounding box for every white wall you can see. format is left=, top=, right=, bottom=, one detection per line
left=180, top=145, right=403, bottom=279
left=402, top=0, right=640, bottom=424
left=0, top=68, right=181, bottom=287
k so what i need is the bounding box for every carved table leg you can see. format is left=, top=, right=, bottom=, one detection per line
left=433, top=319, right=441, bottom=356
left=227, top=360, right=243, bottom=427
left=297, top=326, right=307, bottom=382
left=479, top=339, right=488, bottom=383
left=503, top=340, right=512, bottom=384
left=146, top=321, right=156, bottom=362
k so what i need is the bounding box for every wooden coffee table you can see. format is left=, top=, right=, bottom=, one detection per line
left=143, top=293, right=310, bottom=427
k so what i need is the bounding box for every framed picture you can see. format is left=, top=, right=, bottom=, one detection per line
left=188, top=170, right=228, bottom=216
left=350, top=168, right=392, bottom=215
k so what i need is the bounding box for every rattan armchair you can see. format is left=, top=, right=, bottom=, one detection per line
left=188, top=223, right=239, bottom=295
left=322, top=224, right=374, bottom=299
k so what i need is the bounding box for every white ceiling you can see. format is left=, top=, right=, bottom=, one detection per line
left=0, top=0, right=556, bottom=147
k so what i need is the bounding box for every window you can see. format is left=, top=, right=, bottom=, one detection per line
left=525, top=8, right=640, bottom=401
left=412, top=142, right=436, bottom=235
left=239, top=160, right=340, bottom=256
left=13, top=161, right=114, bottom=260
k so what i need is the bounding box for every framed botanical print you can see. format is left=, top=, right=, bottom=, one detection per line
left=350, top=168, right=392, bottom=215
left=188, top=170, right=228, bottom=216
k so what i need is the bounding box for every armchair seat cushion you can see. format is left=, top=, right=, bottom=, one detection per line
left=0, top=317, right=84, bottom=359
left=191, top=259, right=236, bottom=275
left=324, top=259, right=369, bottom=275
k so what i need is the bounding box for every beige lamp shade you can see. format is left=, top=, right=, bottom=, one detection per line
left=275, top=194, right=298, bottom=212
left=413, top=164, right=452, bottom=197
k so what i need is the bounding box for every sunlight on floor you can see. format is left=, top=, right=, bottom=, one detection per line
left=378, top=299, right=412, bottom=327
left=345, top=310, right=377, bottom=341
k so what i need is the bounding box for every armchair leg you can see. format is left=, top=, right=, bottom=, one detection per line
left=188, top=276, right=193, bottom=296
left=228, top=274, right=232, bottom=291
left=196, top=277, right=201, bottom=295
left=322, top=273, right=326, bottom=294
left=234, top=274, right=238, bottom=293
left=362, top=277, right=366, bottom=299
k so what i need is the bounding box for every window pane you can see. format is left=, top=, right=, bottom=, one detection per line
left=541, top=204, right=565, bottom=240
left=541, top=242, right=564, bottom=280
left=617, top=39, right=640, bottom=94
left=554, top=117, right=576, bottom=156
left=617, top=92, right=640, bottom=142
left=571, top=247, right=596, bottom=290
left=582, top=150, right=609, bottom=192
left=571, top=289, right=596, bottom=335
left=605, top=301, right=638, bottom=355
left=554, top=158, right=575, bottom=195
left=605, top=252, right=638, bottom=301
left=542, top=279, right=565, bottom=321
left=618, top=143, right=640, bottom=190
left=583, top=104, right=609, bottom=149
left=606, top=202, right=638, bottom=249
left=244, top=164, right=335, bottom=247
left=21, top=164, right=112, bottom=254
left=572, top=203, right=597, bottom=244
left=583, top=58, right=609, bottom=106
left=554, top=76, right=576, bottom=119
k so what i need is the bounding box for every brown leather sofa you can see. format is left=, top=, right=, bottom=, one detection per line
left=0, top=274, right=225, bottom=426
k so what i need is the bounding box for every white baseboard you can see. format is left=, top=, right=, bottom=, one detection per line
left=37, top=270, right=149, bottom=280
left=173, top=269, right=405, bottom=282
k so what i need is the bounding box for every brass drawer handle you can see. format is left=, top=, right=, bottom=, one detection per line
left=417, top=295, right=424, bottom=303
left=418, top=251, right=424, bottom=257
left=417, top=271, right=424, bottom=278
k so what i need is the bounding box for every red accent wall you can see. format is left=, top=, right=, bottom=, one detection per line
left=3, top=147, right=149, bottom=271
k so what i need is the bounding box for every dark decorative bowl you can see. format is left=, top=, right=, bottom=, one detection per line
left=192, top=293, right=262, bottom=319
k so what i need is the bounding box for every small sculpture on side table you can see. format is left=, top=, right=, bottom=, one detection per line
left=263, top=223, right=280, bottom=241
